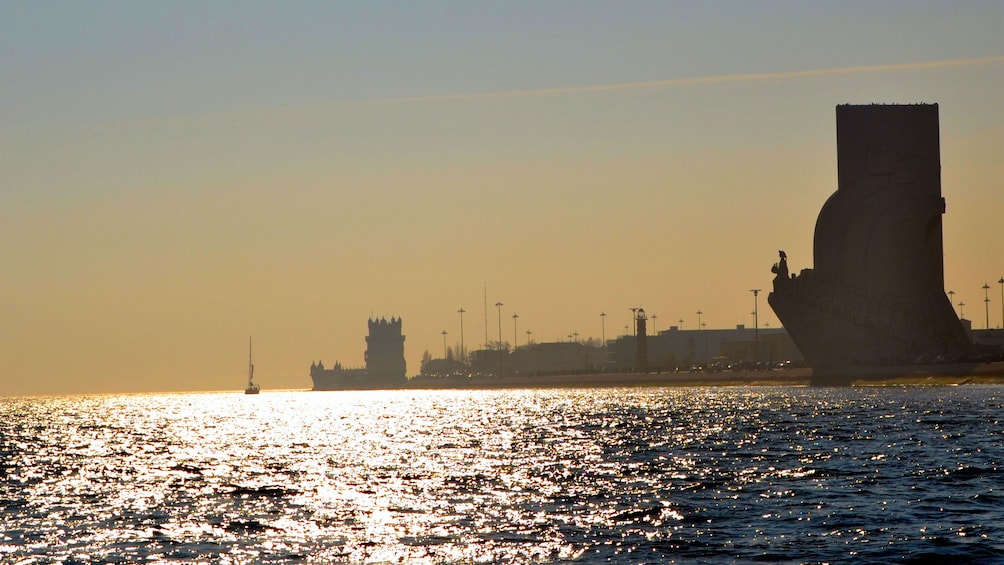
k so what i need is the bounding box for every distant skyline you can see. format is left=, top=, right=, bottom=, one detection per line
left=2, top=2, right=1002, bottom=395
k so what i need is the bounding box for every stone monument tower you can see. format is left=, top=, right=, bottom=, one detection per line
left=769, top=104, right=971, bottom=383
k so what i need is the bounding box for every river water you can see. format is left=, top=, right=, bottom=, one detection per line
left=2, top=386, right=1002, bottom=564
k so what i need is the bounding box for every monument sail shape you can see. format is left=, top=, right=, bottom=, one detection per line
left=769, top=104, right=971, bottom=383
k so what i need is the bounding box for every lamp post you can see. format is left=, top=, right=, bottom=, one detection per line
left=512, top=313, right=519, bottom=351
left=600, top=312, right=607, bottom=346
left=959, top=302, right=965, bottom=319
left=948, top=290, right=956, bottom=317
left=650, top=314, right=657, bottom=334
left=751, top=289, right=761, bottom=365
left=495, top=302, right=504, bottom=375
left=630, top=307, right=639, bottom=336
left=525, top=330, right=532, bottom=346
left=999, top=278, right=1004, bottom=329
left=457, top=308, right=466, bottom=368
left=983, top=283, right=992, bottom=330
left=696, top=309, right=704, bottom=364
left=442, top=330, right=448, bottom=360
left=678, top=318, right=684, bottom=330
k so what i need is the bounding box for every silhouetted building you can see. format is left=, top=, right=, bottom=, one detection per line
left=967, top=326, right=1004, bottom=360
left=769, top=104, right=971, bottom=383
left=310, top=316, right=407, bottom=389
left=510, top=341, right=607, bottom=375
left=613, top=325, right=802, bottom=371
left=366, top=317, right=407, bottom=380
left=462, top=341, right=607, bottom=377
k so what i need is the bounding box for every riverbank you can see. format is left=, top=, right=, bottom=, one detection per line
left=305, top=362, right=1004, bottom=391
left=399, top=363, right=1004, bottom=390
left=405, top=369, right=812, bottom=390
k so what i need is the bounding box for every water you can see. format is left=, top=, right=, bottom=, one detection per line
left=2, top=386, right=1002, bottom=564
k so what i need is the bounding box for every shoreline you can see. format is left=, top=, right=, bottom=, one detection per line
left=311, top=362, right=1004, bottom=391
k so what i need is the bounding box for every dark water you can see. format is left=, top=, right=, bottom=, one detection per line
left=2, top=386, right=1002, bottom=564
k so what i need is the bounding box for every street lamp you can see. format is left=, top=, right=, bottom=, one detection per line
left=512, top=313, right=519, bottom=351
left=442, top=330, right=448, bottom=360
left=457, top=308, right=466, bottom=367
left=751, top=289, right=761, bottom=365
left=999, top=278, right=1004, bottom=329
left=629, top=307, right=639, bottom=336
left=525, top=330, right=532, bottom=346
left=650, top=314, right=657, bottom=334
left=959, top=301, right=965, bottom=319
left=696, top=309, right=704, bottom=364
left=600, top=312, right=607, bottom=346
left=948, top=290, right=956, bottom=316
left=495, top=302, right=504, bottom=375
left=983, top=283, right=992, bottom=330
left=678, top=318, right=684, bottom=330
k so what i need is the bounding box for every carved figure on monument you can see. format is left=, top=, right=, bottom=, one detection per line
left=771, top=250, right=789, bottom=283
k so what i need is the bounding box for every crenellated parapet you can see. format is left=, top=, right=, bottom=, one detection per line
left=365, top=316, right=407, bottom=383
left=310, top=316, right=408, bottom=389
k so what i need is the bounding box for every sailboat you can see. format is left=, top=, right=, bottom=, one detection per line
left=244, top=337, right=260, bottom=394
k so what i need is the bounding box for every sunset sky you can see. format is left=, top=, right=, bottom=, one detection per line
left=2, top=2, right=1002, bottom=395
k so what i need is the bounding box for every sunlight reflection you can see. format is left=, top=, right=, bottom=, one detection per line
left=3, top=387, right=1003, bottom=562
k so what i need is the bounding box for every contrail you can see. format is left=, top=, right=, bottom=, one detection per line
left=399, top=55, right=1004, bottom=103
left=98, top=55, right=1004, bottom=128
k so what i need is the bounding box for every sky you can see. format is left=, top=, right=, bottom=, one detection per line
left=2, top=1, right=1002, bottom=395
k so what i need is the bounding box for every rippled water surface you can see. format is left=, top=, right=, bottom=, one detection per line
left=2, top=386, right=1003, bottom=563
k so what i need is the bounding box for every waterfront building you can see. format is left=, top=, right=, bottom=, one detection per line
left=509, top=341, right=607, bottom=375
left=365, top=317, right=407, bottom=380
left=611, top=325, right=803, bottom=371
left=310, top=316, right=407, bottom=390
left=963, top=320, right=1004, bottom=359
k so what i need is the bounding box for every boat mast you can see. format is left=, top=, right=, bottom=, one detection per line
left=248, top=336, right=254, bottom=385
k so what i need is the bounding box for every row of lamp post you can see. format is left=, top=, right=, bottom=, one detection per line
left=450, top=278, right=1004, bottom=376
left=948, top=278, right=1004, bottom=330
left=452, top=286, right=779, bottom=373
left=449, top=303, right=524, bottom=376
left=455, top=301, right=608, bottom=363
left=615, top=292, right=763, bottom=364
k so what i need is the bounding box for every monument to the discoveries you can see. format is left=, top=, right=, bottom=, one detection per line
left=769, top=104, right=971, bottom=384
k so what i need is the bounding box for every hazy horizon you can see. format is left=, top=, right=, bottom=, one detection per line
left=3, top=2, right=1002, bottom=395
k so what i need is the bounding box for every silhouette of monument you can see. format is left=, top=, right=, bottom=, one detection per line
left=769, top=104, right=971, bottom=384
left=310, top=316, right=407, bottom=389
left=365, top=316, right=407, bottom=382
